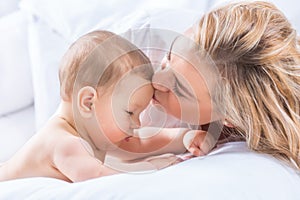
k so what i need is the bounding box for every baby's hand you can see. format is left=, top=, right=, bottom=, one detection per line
left=118, top=153, right=183, bottom=172
left=143, top=153, right=183, bottom=170
left=183, top=130, right=210, bottom=156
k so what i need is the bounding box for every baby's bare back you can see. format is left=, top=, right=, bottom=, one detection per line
left=0, top=117, right=80, bottom=182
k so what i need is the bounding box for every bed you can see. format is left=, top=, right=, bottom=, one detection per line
left=1, top=141, right=299, bottom=199
left=0, top=0, right=300, bottom=199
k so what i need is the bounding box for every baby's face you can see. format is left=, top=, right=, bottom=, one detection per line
left=94, top=73, right=154, bottom=145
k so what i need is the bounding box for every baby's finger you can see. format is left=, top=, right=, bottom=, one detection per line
left=188, top=146, right=206, bottom=157
left=183, top=130, right=198, bottom=150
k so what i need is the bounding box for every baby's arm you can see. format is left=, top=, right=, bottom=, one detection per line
left=109, top=127, right=189, bottom=160
left=109, top=128, right=212, bottom=161
left=53, top=137, right=118, bottom=182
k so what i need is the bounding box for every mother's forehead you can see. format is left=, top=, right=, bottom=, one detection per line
left=169, top=34, right=199, bottom=58
left=169, top=39, right=209, bottom=70
left=162, top=37, right=220, bottom=86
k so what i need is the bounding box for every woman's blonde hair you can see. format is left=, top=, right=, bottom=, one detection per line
left=195, top=1, right=300, bottom=169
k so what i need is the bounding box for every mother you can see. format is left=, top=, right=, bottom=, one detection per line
left=152, top=1, right=300, bottom=169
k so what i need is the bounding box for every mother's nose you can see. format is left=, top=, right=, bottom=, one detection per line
left=152, top=82, right=169, bottom=92
left=152, top=72, right=170, bottom=92
left=160, top=56, right=168, bottom=70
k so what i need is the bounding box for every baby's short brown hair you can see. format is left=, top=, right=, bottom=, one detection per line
left=59, top=30, right=153, bottom=100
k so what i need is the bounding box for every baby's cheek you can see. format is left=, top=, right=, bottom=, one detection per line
left=104, top=124, right=128, bottom=144
left=113, top=115, right=133, bottom=135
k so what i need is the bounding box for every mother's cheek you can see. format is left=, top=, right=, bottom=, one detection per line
left=155, top=90, right=181, bottom=119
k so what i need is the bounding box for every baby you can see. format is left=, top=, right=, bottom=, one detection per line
left=0, top=31, right=205, bottom=182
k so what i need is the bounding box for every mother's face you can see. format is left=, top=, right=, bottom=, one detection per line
left=152, top=35, right=219, bottom=125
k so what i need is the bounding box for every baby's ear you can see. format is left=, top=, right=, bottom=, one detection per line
left=77, top=86, right=97, bottom=118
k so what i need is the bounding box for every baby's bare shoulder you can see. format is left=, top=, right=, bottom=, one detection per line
left=51, top=134, right=96, bottom=172
left=51, top=133, right=94, bottom=164
left=41, top=118, right=90, bottom=154
left=53, top=134, right=89, bottom=153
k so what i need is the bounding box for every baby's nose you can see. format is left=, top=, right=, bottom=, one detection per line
left=131, top=118, right=141, bottom=129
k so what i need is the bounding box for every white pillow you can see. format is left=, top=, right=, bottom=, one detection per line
left=20, top=0, right=152, bottom=42
left=0, top=0, right=20, bottom=17
left=20, top=0, right=210, bottom=42
left=0, top=11, right=34, bottom=116
left=27, top=16, right=69, bottom=129
left=0, top=106, right=35, bottom=162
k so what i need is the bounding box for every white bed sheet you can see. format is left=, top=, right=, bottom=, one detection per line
left=0, top=142, right=299, bottom=200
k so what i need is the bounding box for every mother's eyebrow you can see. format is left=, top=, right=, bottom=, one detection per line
left=168, top=35, right=181, bottom=58
left=173, top=72, right=195, bottom=100
left=169, top=35, right=197, bottom=100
